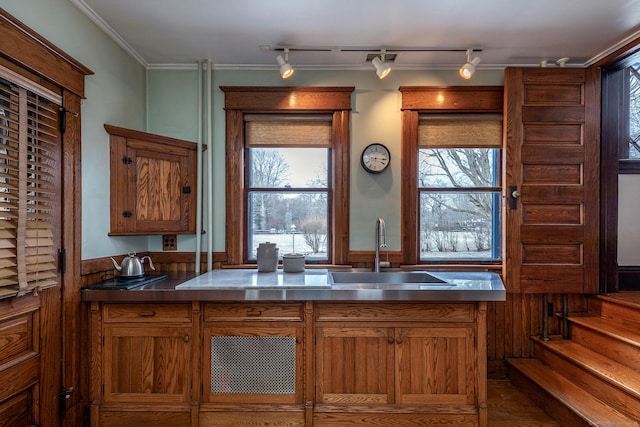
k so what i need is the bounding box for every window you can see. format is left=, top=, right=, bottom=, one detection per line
left=221, top=86, right=353, bottom=266
left=417, top=115, right=502, bottom=261
left=245, top=115, right=331, bottom=261
left=0, top=70, right=61, bottom=298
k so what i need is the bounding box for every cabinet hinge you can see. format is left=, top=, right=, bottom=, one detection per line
left=122, top=210, right=132, bottom=218
left=58, top=248, right=66, bottom=273
left=122, top=156, right=132, bottom=165
left=182, top=186, right=191, bottom=194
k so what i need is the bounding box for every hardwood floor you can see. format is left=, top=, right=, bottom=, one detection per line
left=488, top=379, right=561, bottom=426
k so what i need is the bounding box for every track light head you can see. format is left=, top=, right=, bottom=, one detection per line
left=371, top=55, right=391, bottom=79
left=459, top=49, right=480, bottom=79
left=276, top=49, right=294, bottom=79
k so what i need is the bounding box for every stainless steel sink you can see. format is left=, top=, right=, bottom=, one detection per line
left=329, top=271, right=447, bottom=285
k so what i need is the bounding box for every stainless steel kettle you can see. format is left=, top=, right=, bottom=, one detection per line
left=110, top=251, right=155, bottom=278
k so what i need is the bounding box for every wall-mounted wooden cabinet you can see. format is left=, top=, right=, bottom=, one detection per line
left=106, top=124, right=203, bottom=236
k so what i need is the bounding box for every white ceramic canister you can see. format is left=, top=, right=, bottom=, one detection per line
left=282, top=253, right=305, bottom=273
left=256, top=242, right=279, bottom=272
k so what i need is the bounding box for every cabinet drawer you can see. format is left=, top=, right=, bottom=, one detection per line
left=315, top=302, right=475, bottom=322
left=204, top=303, right=303, bottom=321
left=103, top=303, right=191, bottom=323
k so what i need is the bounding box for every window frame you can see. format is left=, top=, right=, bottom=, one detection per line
left=221, top=86, right=354, bottom=266
left=399, top=86, right=504, bottom=266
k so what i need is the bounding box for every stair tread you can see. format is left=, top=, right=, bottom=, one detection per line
left=532, top=336, right=640, bottom=398
left=569, top=314, right=640, bottom=345
left=507, top=358, right=638, bottom=425
left=598, top=292, right=640, bottom=310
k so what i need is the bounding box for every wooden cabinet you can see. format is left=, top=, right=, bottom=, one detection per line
left=199, top=303, right=307, bottom=426
left=88, top=300, right=488, bottom=427
left=89, top=303, right=196, bottom=426
left=105, top=124, right=202, bottom=236
left=314, top=302, right=485, bottom=426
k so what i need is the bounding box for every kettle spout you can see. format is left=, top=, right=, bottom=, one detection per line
left=110, top=257, right=122, bottom=272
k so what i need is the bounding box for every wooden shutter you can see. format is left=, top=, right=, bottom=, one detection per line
left=0, top=75, right=60, bottom=298
left=504, top=67, right=600, bottom=294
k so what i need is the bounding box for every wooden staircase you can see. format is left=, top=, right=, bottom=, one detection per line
left=507, top=292, right=640, bottom=427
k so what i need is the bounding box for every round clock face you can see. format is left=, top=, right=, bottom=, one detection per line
left=361, top=143, right=390, bottom=173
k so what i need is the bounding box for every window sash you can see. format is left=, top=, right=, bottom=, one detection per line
left=0, top=76, right=59, bottom=298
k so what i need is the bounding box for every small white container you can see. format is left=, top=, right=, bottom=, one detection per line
left=282, top=253, right=305, bottom=273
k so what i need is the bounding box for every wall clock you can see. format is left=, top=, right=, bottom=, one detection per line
left=360, top=143, right=390, bottom=174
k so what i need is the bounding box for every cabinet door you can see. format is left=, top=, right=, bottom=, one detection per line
left=103, top=325, right=191, bottom=404
left=127, top=139, right=195, bottom=233
left=203, top=326, right=304, bottom=404
left=395, top=327, right=475, bottom=406
left=315, top=327, right=394, bottom=405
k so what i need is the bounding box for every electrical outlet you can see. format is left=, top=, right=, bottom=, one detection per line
left=163, top=235, right=177, bottom=251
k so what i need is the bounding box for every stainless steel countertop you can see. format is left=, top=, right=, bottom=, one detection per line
left=81, top=269, right=506, bottom=302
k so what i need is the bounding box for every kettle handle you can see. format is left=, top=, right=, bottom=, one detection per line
left=141, top=256, right=156, bottom=271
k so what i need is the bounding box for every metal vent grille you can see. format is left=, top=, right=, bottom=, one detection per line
left=210, top=336, right=296, bottom=394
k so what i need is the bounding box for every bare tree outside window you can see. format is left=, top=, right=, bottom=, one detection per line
left=248, top=147, right=329, bottom=260
left=419, top=148, right=500, bottom=260
left=628, top=65, right=640, bottom=159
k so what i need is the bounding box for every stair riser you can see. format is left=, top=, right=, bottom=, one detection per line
left=571, top=324, right=640, bottom=371
left=508, top=366, right=591, bottom=427
left=589, top=298, right=640, bottom=329
left=534, top=340, right=640, bottom=420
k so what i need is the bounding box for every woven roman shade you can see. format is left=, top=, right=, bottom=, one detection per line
left=0, top=72, right=60, bottom=298
left=418, top=114, right=503, bottom=148
left=245, top=114, right=332, bottom=147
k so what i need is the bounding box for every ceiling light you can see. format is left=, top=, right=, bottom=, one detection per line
left=459, top=49, right=480, bottom=79
left=276, top=48, right=294, bottom=79
left=371, top=52, right=391, bottom=79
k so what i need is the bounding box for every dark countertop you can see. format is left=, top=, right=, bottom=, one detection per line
left=81, top=269, right=506, bottom=303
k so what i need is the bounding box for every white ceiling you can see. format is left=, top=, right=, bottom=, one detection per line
left=71, top=0, right=640, bottom=71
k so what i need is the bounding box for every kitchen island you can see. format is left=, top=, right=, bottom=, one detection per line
left=82, top=269, right=505, bottom=427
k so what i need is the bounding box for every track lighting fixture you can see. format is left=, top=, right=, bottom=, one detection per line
left=459, top=49, right=480, bottom=79
left=276, top=48, right=294, bottom=79
left=371, top=51, right=391, bottom=79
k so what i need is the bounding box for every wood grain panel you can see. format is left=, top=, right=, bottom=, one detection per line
left=104, top=325, right=191, bottom=404
left=221, top=86, right=354, bottom=111
left=523, top=124, right=582, bottom=143
left=316, top=327, right=393, bottom=404
left=0, top=352, right=39, bottom=404
left=315, top=303, right=474, bottom=322
left=99, top=410, right=191, bottom=427
left=0, top=314, right=33, bottom=365
left=104, top=303, right=191, bottom=323
left=199, top=411, right=305, bottom=427
left=0, top=390, right=32, bottom=427
left=522, top=204, right=581, bottom=224
left=399, top=86, right=504, bottom=111
left=523, top=85, right=583, bottom=104
left=523, top=244, right=582, bottom=264
left=204, top=303, right=303, bottom=321
left=522, top=164, right=582, bottom=184
left=396, top=327, right=474, bottom=405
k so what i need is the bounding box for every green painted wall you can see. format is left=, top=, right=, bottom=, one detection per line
left=1, top=0, right=148, bottom=259
left=146, top=67, right=505, bottom=255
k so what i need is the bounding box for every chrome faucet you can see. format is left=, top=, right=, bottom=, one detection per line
left=374, top=217, right=387, bottom=272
